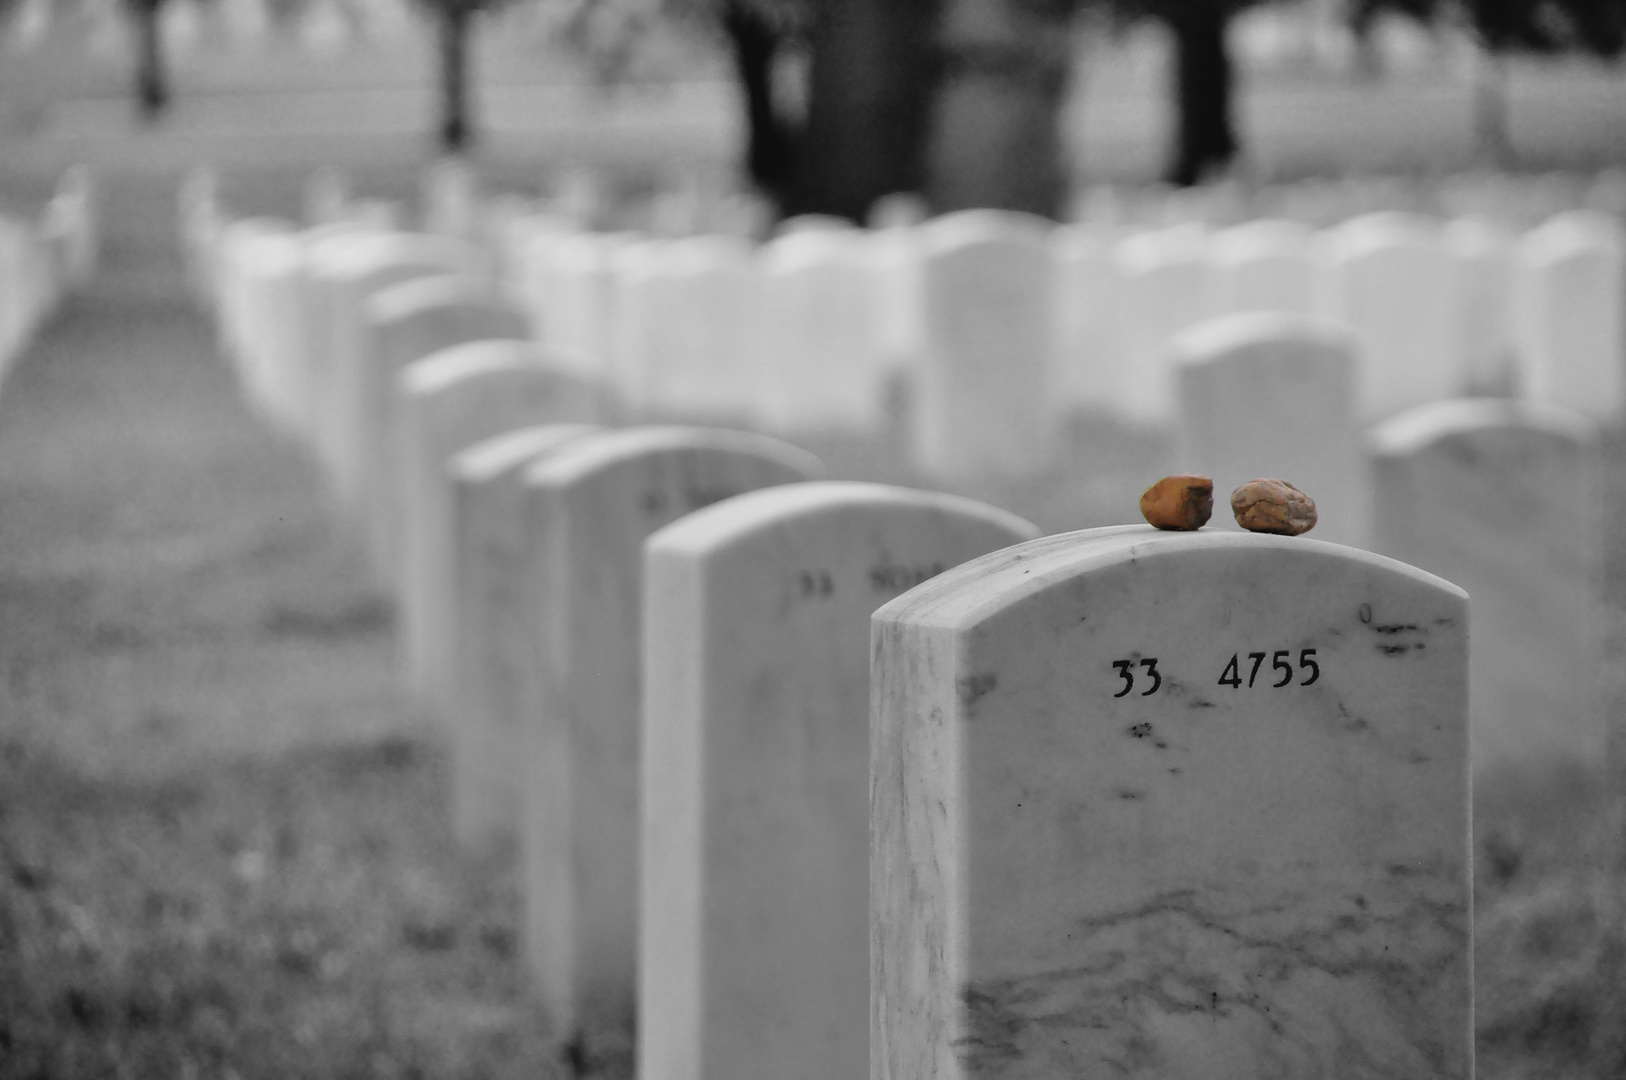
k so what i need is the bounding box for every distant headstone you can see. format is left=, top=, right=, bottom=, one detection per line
left=872, top=527, right=1472, bottom=1079
left=422, top=158, right=481, bottom=242
left=914, top=210, right=1058, bottom=476
left=1113, top=224, right=1213, bottom=424
left=304, top=167, right=350, bottom=225
left=446, top=423, right=600, bottom=851
left=1051, top=224, right=1122, bottom=416
left=1171, top=312, right=1366, bottom=546
left=395, top=342, right=602, bottom=718
left=1512, top=210, right=1626, bottom=422
left=758, top=230, right=885, bottom=432
left=308, top=232, right=482, bottom=499
left=1206, top=218, right=1317, bottom=317
left=1316, top=212, right=1462, bottom=419
left=640, top=482, right=1037, bottom=1080
left=359, top=276, right=529, bottom=581
left=519, top=427, right=821, bottom=1053
left=658, top=235, right=763, bottom=423
left=1369, top=398, right=1603, bottom=779
left=1444, top=216, right=1517, bottom=394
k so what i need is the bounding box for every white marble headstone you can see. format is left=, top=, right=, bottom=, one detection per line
left=914, top=210, right=1058, bottom=477
left=872, top=527, right=1472, bottom=1079
left=518, top=427, right=821, bottom=1052
left=305, top=232, right=481, bottom=490
left=1050, top=224, right=1122, bottom=416
left=1512, top=210, right=1626, bottom=422
left=360, top=276, right=528, bottom=581
left=1444, top=216, right=1517, bottom=394
left=446, top=423, right=601, bottom=851
left=639, top=482, right=1038, bottom=1080
left=394, top=342, right=602, bottom=718
left=1112, top=223, right=1214, bottom=424
left=1171, top=311, right=1366, bottom=546
left=1206, top=218, right=1317, bottom=317
left=758, top=230, right=885, bottom=432
left=1369, top=398, right=1603, bottom=779
left=1316, top=212, right=1462, bottom=419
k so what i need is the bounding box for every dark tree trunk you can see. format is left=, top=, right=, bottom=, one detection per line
left=720, top=2, right=799, bottom=206
left=924, top=0, right=1075, bottom=218
left=133, top=1, right=169, bottom=120
left=786, top=0, right=943, bottom=220
left=1164, top=5, right=1237, bottom=187
left=438, top=4, right=473, bottom=153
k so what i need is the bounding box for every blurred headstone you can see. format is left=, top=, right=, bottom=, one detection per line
left=519, top=427, right=820, bottom=1055
left=1370, top=398, right=1603, bottom=781
left=640, top=482, right=1037, bottom=1080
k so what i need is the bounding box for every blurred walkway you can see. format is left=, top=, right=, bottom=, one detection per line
left=0, top=171, right=401, bottom=778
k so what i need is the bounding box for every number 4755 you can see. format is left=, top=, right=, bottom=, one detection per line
left=1220, top=649, right=1319, bottom=689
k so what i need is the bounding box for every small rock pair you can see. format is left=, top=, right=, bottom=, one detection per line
left=1139, top=475, right=1317, bottom=536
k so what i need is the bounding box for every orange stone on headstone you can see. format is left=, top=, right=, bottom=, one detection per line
left=1139, top=474, right=1214, bottom=531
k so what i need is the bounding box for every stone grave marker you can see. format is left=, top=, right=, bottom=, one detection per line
left=1512, top=210, right=1626, bottom=422
left=1369, top=398, right=1603, bottom=780
left=394, top=342, right=602, bottom=717
left=1206, top=218, right=1317, bottom=318
left=1051, top=224, right=1123, bottom=416
left=872, top=527, right=1472, bottom=1079
left=1316, top=212, right=1462, bottom=419
left=1171, top=311, right=1365, bottom=546
left=358, top=276, right=529, bottom=582
left=658, top=234, right=763, bottom=423
left=421, top=157, right=481, bottom=242
left=303, top=231, right=479, bottom=481
left=519, top=427, right=821, bottom=1052
left=1113, top=223, right=1213, bottom=424
left=446, top=423, right=601, bottom=851
left=1444, top=216, right=1517, bottom=393
left=228, top=229, right=308, bottom=436
left=914, top=210, right=1057, bottom=477
left=759, top=230, right=885, bottom=432
left=640, top=482, right=1038, bottom=1080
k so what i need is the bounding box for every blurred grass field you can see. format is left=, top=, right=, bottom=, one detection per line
left=1, top=21, right=1626, bottom=1075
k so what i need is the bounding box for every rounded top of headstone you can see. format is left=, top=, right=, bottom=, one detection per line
left=400, top=339, right=565, bottom=395
left=220, top=216, right=298, bottom=245
left=450, top=424, right=602, bottom=484
left=920, top=208, right=1055, bottom=254
left=666, top=234, right=758, bottom=275
left=1369, top=398, right=1597, bottom=458
left=521, top=426, right=823, bottom=491
left=1169, top=311, right=1356, bottom=371
left=762, top=227, right=867, bottom=272
left=1323, top=211, right=1444, bottom=258
left=645, top=481, right=1039, bottom=559
left=1113, top=223, right=1210, bottom=273
left=872, top=526, right=1465, bottom=634
left=367, top=273, right=510, bottom=324
left=308, top=231, right=480, bottom=284
left=1519, top=209, right=1625, bottom=259
left=1208, top=218, right=1315, bottom=264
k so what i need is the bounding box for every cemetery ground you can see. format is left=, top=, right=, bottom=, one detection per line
left=4, top=178, right=1626, bottom=1080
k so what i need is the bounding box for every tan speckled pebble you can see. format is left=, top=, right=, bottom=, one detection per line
left=1139, top=474, right=1214, bottom=531
left=1231, top=479, right=1317, bottom=535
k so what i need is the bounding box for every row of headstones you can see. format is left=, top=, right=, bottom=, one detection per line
left=5, top=0, right=418, bottom=57
left=187, top=182, right=1610, bottom=787
left=186, top=173, right=1609, bottom=787
left=398, top=161, right=1626, bottom=442
left=432, top=424, right=1483, bottom=1079
left=0, top=167, right=98, bottom=394
left=192, top=187, right=1605, bottom=1076
left=499, top=208, right=1626, bottom=452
